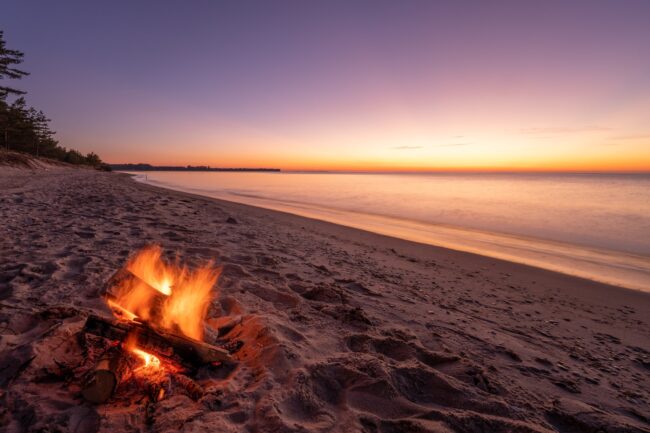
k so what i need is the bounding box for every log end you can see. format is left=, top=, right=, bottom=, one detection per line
left=81, top=369, right=117, bottom=404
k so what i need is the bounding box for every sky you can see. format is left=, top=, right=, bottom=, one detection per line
left=2, top=0, right=650, bottom=171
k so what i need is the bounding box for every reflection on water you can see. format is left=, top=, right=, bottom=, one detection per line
left=131, top=171, right=650, bottom=292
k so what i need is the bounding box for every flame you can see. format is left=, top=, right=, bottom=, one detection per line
left=123, top=333, right=165, bottom=382
left=107, top=299, right=138, bottom=321
left=107, top=245, right=219, bottom=341
left=127, top=245, right=174, bottom=295
left=131, top=347, right=162, bottom=370
left=122, top=333, right=180, bottom=383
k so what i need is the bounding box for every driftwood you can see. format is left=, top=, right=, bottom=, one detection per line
left=81, top=347, right=130, bottom=403
left=82, top=315, right=233, bottom=368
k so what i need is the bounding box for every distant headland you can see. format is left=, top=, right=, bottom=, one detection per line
left=110, top=163, right=280, bottom=172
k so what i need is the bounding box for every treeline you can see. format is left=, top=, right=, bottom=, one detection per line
left=110, top=163, right=281, bottom=172
left=0, top=30, right=105, bottom=167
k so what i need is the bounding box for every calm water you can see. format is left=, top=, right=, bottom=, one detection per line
left=131, top=171, right=650, bottom=292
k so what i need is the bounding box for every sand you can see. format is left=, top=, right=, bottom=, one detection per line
left=0, top=166, right=649, bottom=433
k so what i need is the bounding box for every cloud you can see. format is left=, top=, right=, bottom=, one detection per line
left=609, top=133, right=650, bottom=141
left=520, top=126, right=611, bottom=135
left=433, top=142, right=472, bottom=147
left=391, top=145, right=424, bottom=150
left=391, top=142, right=473, bottom=150
left=585, top=133, right=650, bottom=147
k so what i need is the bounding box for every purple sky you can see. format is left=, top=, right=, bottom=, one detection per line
left=2, top=0, right=650, bottom=170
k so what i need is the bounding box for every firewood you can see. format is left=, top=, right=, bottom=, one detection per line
left=172, top=374, right=204, bottom=400
left=148, top=383, right=166, bottom=402
left=144, top=377, right=170, bottom=402
left=82, top=315, right=234, bottom=368
left=81, top=347, right=129, bottom=403
left=104, top=268, right=168, bottom=321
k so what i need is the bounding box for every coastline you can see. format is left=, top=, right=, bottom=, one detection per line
left=133, top=172, right=650, bottom=292
left=1, top=167, right=649, bottom=432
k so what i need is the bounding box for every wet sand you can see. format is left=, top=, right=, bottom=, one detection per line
left=1, top=167, right=649, bottom=433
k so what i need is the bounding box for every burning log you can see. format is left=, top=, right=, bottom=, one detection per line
left=81, top=347, right=130, bottom=403
left=105, top=268, right=169, bottom=322
left=83, top=314, right=234, bottom=368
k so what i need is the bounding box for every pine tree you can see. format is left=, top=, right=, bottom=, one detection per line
left=0, top=30, right=103, bottom=166
left=4, top=97, right=27, bottom=151
left=0, top=30, right=29, bottom=100
left=28, top=108, right=52, bottom=157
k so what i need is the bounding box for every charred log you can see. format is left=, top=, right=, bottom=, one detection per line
left=82, top=314, right=234, bottom=368
left=173, top=374, right=204, bottom=400
left=143, top=377, right=170, bottom=402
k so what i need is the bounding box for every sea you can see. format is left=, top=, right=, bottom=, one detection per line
left=129, top=171, right=650, bottom=292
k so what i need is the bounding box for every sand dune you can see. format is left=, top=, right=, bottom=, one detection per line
left=0, top=167, right=649, bottom=432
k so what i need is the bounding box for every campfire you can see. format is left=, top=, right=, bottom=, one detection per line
left=80, top=245, right=237, bottom=404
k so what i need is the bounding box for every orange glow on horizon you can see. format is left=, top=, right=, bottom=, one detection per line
left=99, top=117, right=650, bottom=173
left=105, top=145, right=650, bottom=173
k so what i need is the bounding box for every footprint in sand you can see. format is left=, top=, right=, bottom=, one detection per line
left=74, top=230, right=95, bottom=239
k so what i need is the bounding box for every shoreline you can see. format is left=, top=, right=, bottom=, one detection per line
left=2, top=167, right=649, bottom=432
left=132, top=172, right=650, bottom=293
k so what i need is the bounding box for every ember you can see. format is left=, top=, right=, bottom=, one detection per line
left=80, top=245, right=236, bottom=404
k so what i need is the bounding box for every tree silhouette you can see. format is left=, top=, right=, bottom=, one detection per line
left=0, top=30, right=105, bottom=167
left=0, top=30, right=29, bottom=99
left=28, top=108, right=52, bottom=157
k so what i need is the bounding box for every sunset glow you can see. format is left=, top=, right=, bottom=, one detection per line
left=3, top=1, right=649, bottom=171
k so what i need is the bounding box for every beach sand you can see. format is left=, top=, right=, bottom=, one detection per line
left=1, top=167, right=649, bottom=433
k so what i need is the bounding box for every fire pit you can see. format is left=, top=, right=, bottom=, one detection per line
left=79, top=245, right=238, bottom=403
